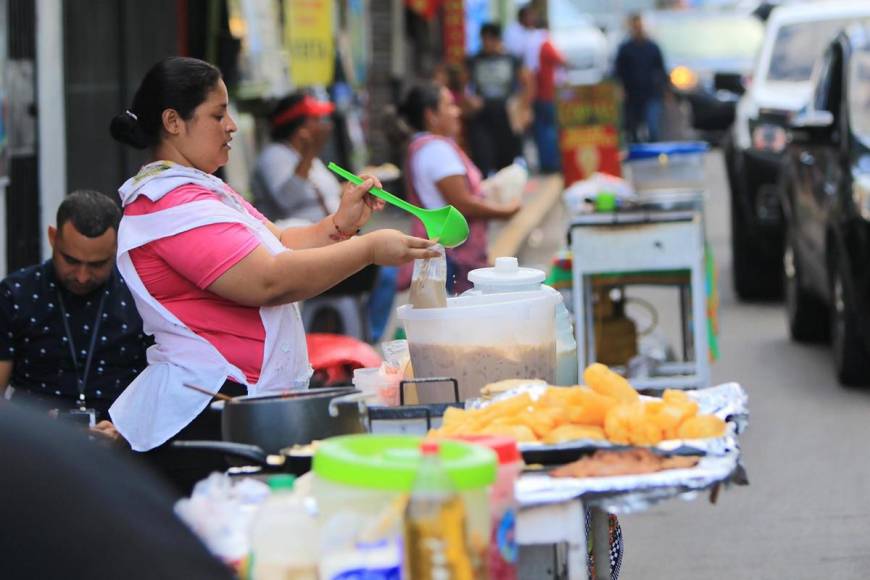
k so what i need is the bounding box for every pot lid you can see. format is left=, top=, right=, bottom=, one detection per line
left=313, top=434, right=496, bottom=491
left=467, top=257, right=545, bottom=289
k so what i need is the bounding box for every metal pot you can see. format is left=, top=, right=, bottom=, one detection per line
left=219, top=387, right=368, bottom=453
left=172, top=440, right=313, bottom=475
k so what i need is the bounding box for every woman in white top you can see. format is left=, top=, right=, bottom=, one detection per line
left=398, top=83, right=520, bottom=293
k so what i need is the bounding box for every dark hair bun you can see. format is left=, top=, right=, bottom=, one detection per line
left=110, top=112, right=150, bottom=149
left=110, top=57, right=222, bottom=150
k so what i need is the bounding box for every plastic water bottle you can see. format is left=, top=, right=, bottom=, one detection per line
left=248, top=475, right=319, bottom=580
left=404, top=441, right=477, bottom=580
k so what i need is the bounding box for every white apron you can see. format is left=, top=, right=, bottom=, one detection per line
left=110, top=162, right=312, bottom=451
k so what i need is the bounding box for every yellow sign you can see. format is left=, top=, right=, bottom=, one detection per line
left=285, top=0, right=334, bottom=87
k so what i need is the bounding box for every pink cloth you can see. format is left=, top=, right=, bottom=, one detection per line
left=125, top=184, right=269, bottom=383
left=399, top=133, right=488, bottom=294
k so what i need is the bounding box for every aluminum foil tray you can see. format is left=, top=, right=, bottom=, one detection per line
left=467, top=383, right=748, bottom=464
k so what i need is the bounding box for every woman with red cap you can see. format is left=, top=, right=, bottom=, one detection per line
left=108, top=57, right=437, bottom=492
left=251, top=92, right=342, bottom=226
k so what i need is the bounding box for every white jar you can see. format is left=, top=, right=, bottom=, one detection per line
left=464, top=257, right=578, bottom=386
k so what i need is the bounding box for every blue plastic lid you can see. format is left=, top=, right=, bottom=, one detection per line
left=626, top=141, right=710, bottom=161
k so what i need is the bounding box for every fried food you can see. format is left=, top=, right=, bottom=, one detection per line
left=604, top=403, right=663, bottom=446
left=428, top=365, right=727, bottom=446
left=550, top=449, right=700, bottom=479
left=477, top=423, right=538, bottom=442
left=566, top=388, right=619, bottom=427
left=583, top=363, right=640, bottom=404
left=543, top=424, right=606, bottom=444
left=481, top=379, right=548, bottom=398
left=676, top=415, right=726, bottom=440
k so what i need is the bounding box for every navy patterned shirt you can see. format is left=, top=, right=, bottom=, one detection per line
left=0, top=260, right=150, bottom=413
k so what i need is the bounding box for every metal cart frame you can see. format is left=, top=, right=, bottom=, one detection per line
left=570, top=207, right=710, bottom=390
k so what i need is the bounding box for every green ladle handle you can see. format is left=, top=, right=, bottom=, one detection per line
left=327, top=162, right=424, bottom=219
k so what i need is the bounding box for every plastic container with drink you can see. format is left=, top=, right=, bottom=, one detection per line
left=397, top=291, right=558, bottom=402
left=464, top=257, right=578, bottom=386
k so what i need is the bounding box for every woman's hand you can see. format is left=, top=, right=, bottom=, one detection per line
left=334, top=175, right=387, bottom=233
left=363, top=230, right=440, bottom=266
left=498, top=199, right=522, bottom=219
left=91, top=420, right=125, bottom=444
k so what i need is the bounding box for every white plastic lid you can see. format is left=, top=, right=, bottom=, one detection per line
left=467, top=257, right=546, bottom=291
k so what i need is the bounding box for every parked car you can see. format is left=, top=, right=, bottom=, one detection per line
left=723, top=1, right=870, bottom=300
left=644, top=8, right=764, bottom=141
left=780, top=26, right=870, bottom=385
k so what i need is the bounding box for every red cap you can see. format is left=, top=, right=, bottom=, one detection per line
left=453, top=435, right=521, bottom=465
left=271, top=95, right=335, bottom=128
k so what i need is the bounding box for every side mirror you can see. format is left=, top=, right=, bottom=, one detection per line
left=687, top=91, right=737, bottom=132
left=788, top=110, right=835, bottom=145
left=713, top=72, right=746, bottom=96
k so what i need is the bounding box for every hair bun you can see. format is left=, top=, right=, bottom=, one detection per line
left=109, top=111, right=150, bottom=149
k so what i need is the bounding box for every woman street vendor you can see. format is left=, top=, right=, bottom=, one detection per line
left=108, top=56, right=437, bottom=492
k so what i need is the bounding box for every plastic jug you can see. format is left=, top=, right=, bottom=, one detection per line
left=312, top=435, right=497, bottom=578
left=464, top=257, right=578, bottom=386
left=397, top=291, right=558, bottom=402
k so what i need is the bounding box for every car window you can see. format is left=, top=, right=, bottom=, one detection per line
left=768, top=19, right=870, bottom=82
left=849, top=50, right=870, bottom=141
left=650, top=16, right=763, bottom=62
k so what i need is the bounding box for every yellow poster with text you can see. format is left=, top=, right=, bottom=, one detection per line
left=284, top=0, right=334, bottom=87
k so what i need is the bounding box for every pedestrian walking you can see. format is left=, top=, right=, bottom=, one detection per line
left=614, top=13, right=667, bottom=143
left=533, top=28, right=567, bottom=173
left=466, top=23, right=532, bottom=176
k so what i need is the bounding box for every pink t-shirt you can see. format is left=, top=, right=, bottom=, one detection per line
left=126, top=184, right=270, bottom=383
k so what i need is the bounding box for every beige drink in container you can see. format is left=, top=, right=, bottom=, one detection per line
left=397, top=291, right=558, bottom=403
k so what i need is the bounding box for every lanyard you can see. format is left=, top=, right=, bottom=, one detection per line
left=56, top=287, right=109, bottom=410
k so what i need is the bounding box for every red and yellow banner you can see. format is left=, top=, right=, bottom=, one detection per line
left=556, top=82, right=622, bottom=185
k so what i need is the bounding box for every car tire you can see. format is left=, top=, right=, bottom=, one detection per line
left=731, top=191, right=782, bottom=300
left=725, top=143, right=782, bottom=300
left=830, top=253, right=870, bottom=386
left=783, top=233, right=828, bottom=342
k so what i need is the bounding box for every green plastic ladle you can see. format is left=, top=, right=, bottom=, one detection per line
left=328, top=162, right=469, bottom=248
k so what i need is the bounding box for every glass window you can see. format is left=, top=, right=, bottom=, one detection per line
left=768, top=19, right=870, bottom=82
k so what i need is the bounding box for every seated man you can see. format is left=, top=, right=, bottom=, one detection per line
left=0, top=190, right=149, bottom=428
